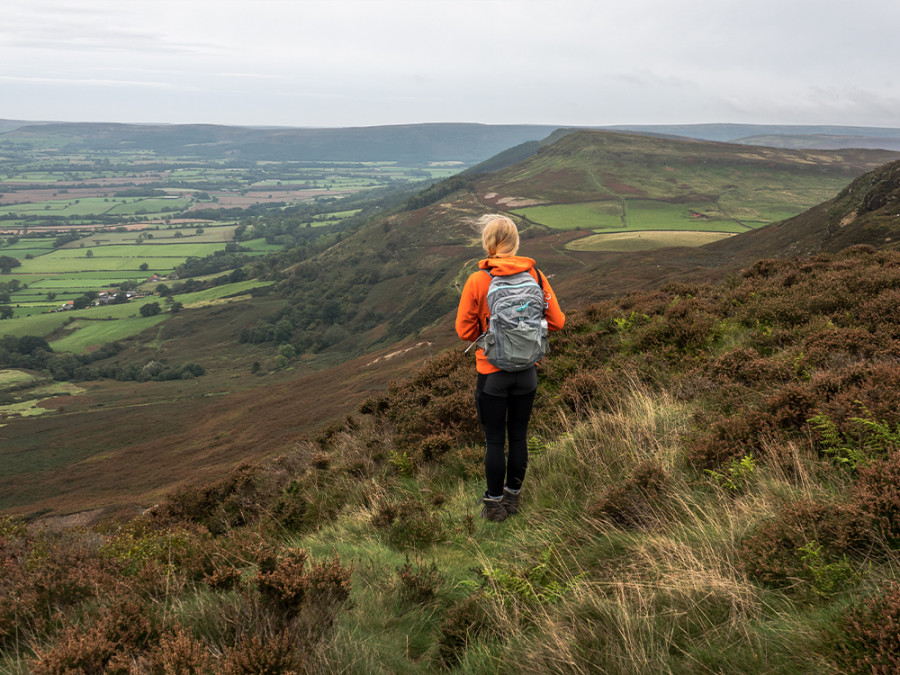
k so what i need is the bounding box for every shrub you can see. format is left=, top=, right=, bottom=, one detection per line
left=255, top=548, right=352, bottom=618
left=30, top=597, right=157, bottom=674
left=557, top=369, right=613, bottom=416
left=740, top=499, right=874, bottom=590
left=139, top=626, right=216, bottom=674
left=372, top=498, right=444, bottom=550
left=684, top=410, right=773, bottom=469
left=832, top=582, right=900, bottom=674
left=223, top=630, right=302, bottom=674
left=420, top=431, right=455, bottom=462
left=436, top=594, right=495, bottom=669
left=396, top=557, right=443, bottom=604
left=709, top=347, right=792, bottom=386
left=590, top=461, right=668, bottom=529
left=853, top=449, right=900, bottom=545
left=363, top=350, right=482, bottom=451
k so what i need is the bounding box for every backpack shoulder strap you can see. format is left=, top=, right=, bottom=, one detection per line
left=533, top=266, right=545, bottom=291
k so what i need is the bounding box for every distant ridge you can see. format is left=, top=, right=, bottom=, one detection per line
left=607, top=123, right=900, bottom=151
left=5, top=120, right=900, bottom=161
left=0, top=121, right=561, bottom=163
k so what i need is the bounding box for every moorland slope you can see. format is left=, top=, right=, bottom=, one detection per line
left=5, top=160, right=900, bottom=672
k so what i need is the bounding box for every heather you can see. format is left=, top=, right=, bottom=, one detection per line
left=4, top=245, right=900, bottom=672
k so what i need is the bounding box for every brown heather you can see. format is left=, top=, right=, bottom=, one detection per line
left=833, top=582, right=900, bottom=674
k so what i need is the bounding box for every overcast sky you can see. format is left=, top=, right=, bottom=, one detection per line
left=2, top=0, right=899, bottom=129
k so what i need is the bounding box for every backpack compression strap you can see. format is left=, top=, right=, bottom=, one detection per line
left=481, top=266, right=545, bottom=291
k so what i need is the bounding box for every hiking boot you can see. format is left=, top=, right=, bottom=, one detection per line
left=481, top=495, right=508, bottom=522
left=500, top=487, right=520, bottom=515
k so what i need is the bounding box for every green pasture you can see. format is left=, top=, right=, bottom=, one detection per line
left=104, top=197, right=191, bottom=215
left=1, top=239, right=55, bottom=253
left=566, top=229, right=735, bottom=252
left=20, top=274, right=145, bottom=288
left=175, top=279, right=273, bottom=306
left=0, top=197, right=117, bottom=217
left=424, top=167, right=462, bottom=178
left=78, top=225, right=235, bottom=247
left=0, top=196, right=189, bottom=218
left=170, top=168, right=242, bottom=180
left=0, top=279, right=274, bottom=352
left=514, top=201, right=624, bottom=230
left=0, top=295, right=166, bottom=339
left=6, top=305, right=58, bottom=318
left=52, top=243, right=226, bottom=259
left=1, top=173, right=58, bottom=183
left=0, top=370, right=39, bottom=389
left=514, top=200, right=752, bottom=233
left=624, top=200, right=751, bottom=231
left=14, top=255, right=184, bottom=274
left=0, top=247, right=54, bottom=259
left=49, top=314, right=169, bottom=352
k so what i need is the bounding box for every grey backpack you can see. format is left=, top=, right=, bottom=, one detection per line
left=472, top=268, right=549, bottom=371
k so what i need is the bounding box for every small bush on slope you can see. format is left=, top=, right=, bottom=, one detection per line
left=833, top=582, right=900, bottom=675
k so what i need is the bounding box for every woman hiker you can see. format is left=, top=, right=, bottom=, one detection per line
left=455, top=214, right=565, bottom=522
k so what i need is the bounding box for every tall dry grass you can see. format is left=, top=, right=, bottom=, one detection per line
left=455, top=384, right=846, bottom=674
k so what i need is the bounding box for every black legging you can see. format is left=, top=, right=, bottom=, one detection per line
left=475, top=367, right=537, bottom=497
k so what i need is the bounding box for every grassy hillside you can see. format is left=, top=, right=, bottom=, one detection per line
left=247, top=131, right=900, bottom=362
left=4, top=243, right=900, bottom=672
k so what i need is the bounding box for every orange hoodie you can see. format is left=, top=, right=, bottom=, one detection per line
left=455, top=255, right=566, bottom=374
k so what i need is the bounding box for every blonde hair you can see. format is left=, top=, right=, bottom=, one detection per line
left=479, top=214, right=519, bottom=258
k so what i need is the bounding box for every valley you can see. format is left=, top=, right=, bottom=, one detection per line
left=2, top=121, right=900, bottom=520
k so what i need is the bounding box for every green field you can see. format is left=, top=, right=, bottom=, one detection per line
left=0, top=196, right=191, bottom=218
left=177, top=279, right=273, bottom=306
left=49, top=314, right=169, bottom=352
left=74, top=225, right=237, bottom=247
left=567, top=229, right=735, bottom=252
left=0, top=369, right=39, bottom=389
left=1, top=279, right=274, bottom=353
left=240, top=238, right=284, bottom=252
left=1, top=295, right=165, bottom=338
left=0, top=222, right=277, bottom=318
left=14, top=255, right=186, bottom=273
left=514, top=200, right=754, bottom=233
left=51, top=243, right=227, bottom=259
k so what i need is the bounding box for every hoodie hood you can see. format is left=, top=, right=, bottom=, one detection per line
left=478, top=255, right=536, bottom=276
